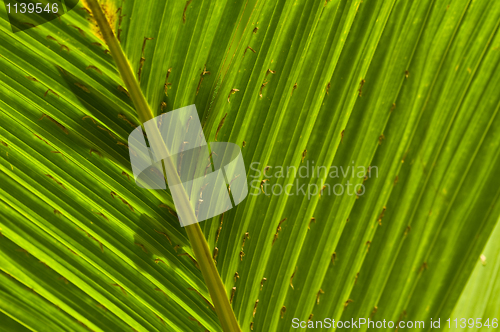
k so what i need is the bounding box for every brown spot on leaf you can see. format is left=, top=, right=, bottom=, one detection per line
left=183, top=0, right=192, bottom=23
left=215, top=113, right=227, bottom=141
left=86, top=65, right=102, bottom=75
left=39, top=114, right=67, bottom=134
left=227, top=89, right=239, bottom=103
